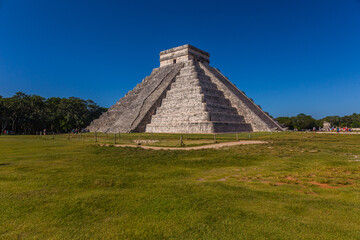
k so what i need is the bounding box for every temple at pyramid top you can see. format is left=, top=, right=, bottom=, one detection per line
left=160, top=44, right=210, bottom=67
left=87, top=44, right=283, bottom=133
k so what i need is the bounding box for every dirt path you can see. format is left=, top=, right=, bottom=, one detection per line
left=100, top=140, right=267, bottom=151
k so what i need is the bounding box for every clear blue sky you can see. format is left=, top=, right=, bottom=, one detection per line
left=1, top=0, right=359, bottom=118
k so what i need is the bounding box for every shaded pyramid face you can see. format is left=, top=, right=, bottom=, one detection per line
left=87, top=44, right=283, bottom=133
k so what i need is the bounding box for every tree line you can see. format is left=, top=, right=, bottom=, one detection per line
left=1, top=92, right=359, bottom=133
left=0, top=92, right=107, bottom=134
left=276, top=113, right=360, bottom=130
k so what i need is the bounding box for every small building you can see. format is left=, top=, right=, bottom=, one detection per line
left=323, top=121, right=331, bottom=131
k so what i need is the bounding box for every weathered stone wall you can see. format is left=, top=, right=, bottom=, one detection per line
left=160, top=44, right=210, bottom=67
left=160, top=55, right=190, bottom=67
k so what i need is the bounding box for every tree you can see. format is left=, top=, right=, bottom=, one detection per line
left=322, top=116, right=341, bottom=127
left=0, top=92, right=107, bottom=134
left=277, top=114, right=317, bottom=130
left=277, top=117, right=294, bottom=130
left=277, top=113, right=360, bottom=130
left=0, top=96, right=10, bottom=133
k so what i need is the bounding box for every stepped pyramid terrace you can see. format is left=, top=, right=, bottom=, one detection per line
left=87, top=44, right=283, bottom=133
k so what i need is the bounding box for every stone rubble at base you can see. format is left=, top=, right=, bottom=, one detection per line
left=87, top=44, right=283, bottom=133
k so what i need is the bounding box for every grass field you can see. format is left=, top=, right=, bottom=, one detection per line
left=1, top=132, right=360, bottom=239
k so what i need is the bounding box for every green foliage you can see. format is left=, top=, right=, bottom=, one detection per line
left=277, top=113, right=318, bottom=130
left=0, top=92, right=107, bottom=133
left=277, top=113, right=360, bottom=130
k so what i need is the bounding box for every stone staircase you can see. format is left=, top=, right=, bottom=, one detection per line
left=145, top=60, right=252, bottom=133
left=87, top=63, right=183, bottom=133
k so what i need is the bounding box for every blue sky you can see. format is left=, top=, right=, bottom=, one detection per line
left=0, top=0, right=359, bottom=118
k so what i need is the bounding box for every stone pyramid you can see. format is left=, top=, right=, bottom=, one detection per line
left=87, top=44, right=283, bottom=133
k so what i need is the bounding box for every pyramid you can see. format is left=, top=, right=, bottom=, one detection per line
left=87, top=44, right=283, bottom=133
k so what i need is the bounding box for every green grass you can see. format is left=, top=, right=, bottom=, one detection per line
left=44, top=132, right=266, bottom=147
left=1, top=132, right=360, bottom=239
